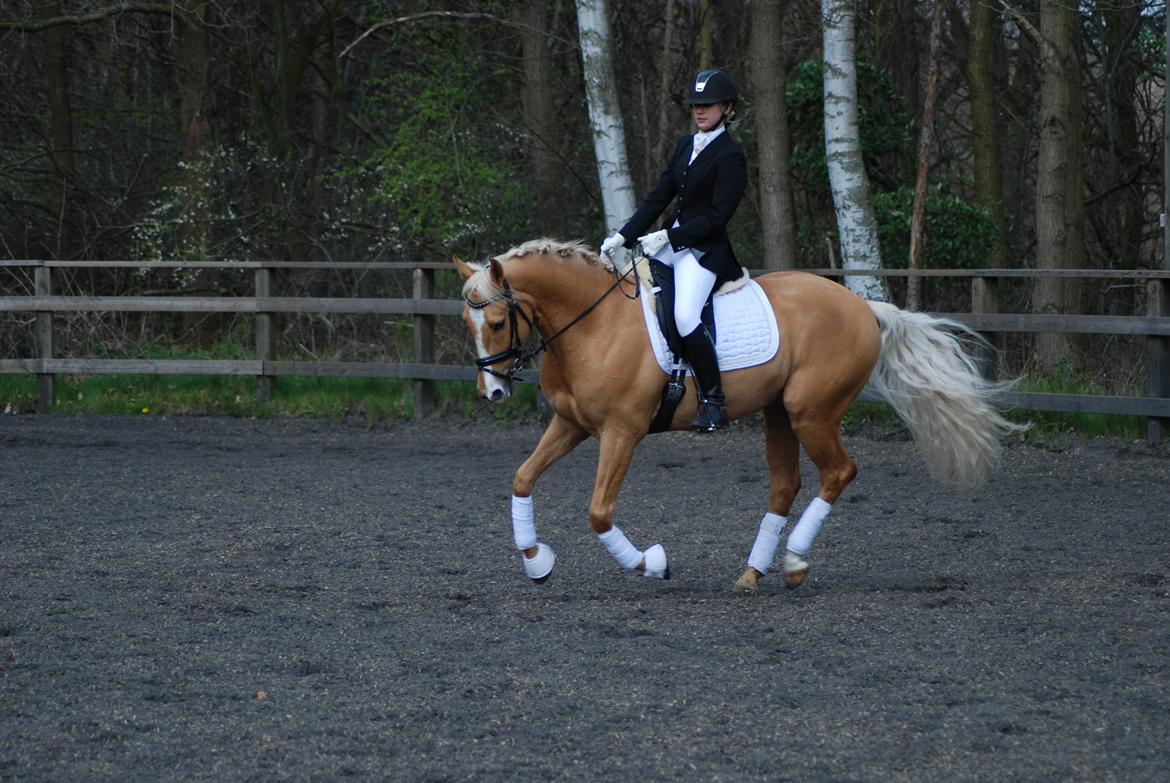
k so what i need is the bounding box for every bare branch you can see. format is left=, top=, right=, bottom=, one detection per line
left=340, top=10, right=512, bottom=59
left=996, top=0, right=1043, bottom=47
left=0, top=3, right=182, bottom=32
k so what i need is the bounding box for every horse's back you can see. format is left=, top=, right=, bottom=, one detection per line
left=754, top=271, right=882, bottom=407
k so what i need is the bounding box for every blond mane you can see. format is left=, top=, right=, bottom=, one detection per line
left=461, top=238, right=611, bottom=303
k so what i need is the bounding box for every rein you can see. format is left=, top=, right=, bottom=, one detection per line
left=464, top=256, right=641, bottom=384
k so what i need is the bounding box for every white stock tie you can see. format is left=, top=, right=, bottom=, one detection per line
left=689, top=136, right=708, bottom=165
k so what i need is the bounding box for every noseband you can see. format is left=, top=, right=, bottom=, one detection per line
left=464, top=261, right=639, bottom=385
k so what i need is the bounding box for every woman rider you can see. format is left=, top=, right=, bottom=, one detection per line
left=600, top=69, right=748, bottom=432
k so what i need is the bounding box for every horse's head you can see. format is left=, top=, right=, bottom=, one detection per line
left=455, top=256, right=537, bottom=403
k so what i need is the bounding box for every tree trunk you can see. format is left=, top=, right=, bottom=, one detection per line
left=178, top=1, right=211, bottom=163
left=43, top=3, right=75, bottom=258
left=875, top=0, right=920, bottom=124
left=822, top=0, right=888, bottom=301
left=750, top=0, right=796, bottom=269
left=520, top=0, right=561, bottom=233
left=176, top=1, right=214, bottom=336
left=1033, top=0, right=1082, bottom=371
left=576, top=0, right=637, bottom=241
left=967, top=0, right=1007, bottom=268
left=699, top=0, right=713, bottom=69
left=906, top=0, right=944, bottom=310
left=654, top=0, right=677, bottom=167
left=1102, top=0, right=1143, bottom=268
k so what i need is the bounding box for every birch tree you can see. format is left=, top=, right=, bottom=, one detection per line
left=822, top=0, right=887, bottom=301
left=576, top=0, right=636, bottom=239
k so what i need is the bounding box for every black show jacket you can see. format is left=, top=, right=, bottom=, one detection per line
left=619, top=131, right=748, bottom=287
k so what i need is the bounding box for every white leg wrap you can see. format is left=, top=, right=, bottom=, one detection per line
left=747, top=512, right=788, bottom=574
left=598, top=526, right=643, bottom=571
left=786, top=497, right=831, bottom=556
left=511, top=494, right=536, bottom=550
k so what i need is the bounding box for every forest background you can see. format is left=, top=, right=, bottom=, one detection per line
left=0, top=0, right=1166, bottom=404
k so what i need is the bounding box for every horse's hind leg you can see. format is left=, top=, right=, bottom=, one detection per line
left=510, top=413, right=588, bottom=582
left=780, top=414, right=858, bottom=588
left=736, top=403, right=801, bottom=593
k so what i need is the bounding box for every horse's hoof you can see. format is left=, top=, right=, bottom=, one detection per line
left=523, top=542, right=556, bottom=583
left=782, top=552, right=809, bottom=589
left=642, top=544, right=670, bottom=580
left=735, top=568, right=761, bottom=593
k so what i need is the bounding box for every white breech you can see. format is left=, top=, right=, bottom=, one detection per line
left=651, top=243, right=715, bottom=336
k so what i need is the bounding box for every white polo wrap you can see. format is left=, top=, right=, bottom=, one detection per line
left=598, top=526, right=643, bottom=571
left=511, top=494, right=536, bottom=550
left=786, top=497, right=831, bottom=556
left=747, top=512, right=788, bottom=574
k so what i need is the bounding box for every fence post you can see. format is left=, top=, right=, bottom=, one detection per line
left=255, top=265, right=277, bottom=404
left=413, top=266, right=435, bottom=415
left=34, top=264, right=54, bottom=413
left=1147, top=277, right=1169, bottom=443
left=971, top=274, right=1000, bottom=380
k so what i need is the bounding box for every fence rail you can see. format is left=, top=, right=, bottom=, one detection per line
left=2, top=260, right=1168, bottom=442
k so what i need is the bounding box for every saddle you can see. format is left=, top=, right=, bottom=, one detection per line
left=645, top=259, right=716, bottom=434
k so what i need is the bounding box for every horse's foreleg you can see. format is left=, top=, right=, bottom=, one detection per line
left=736, top=404, right=801, bottom=593
left=511, top=413, right=588, bottom=582
left=590, top=427, right=669, bottom=579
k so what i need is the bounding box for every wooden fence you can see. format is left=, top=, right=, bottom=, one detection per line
left=2, top=260, right=1168, bottom=442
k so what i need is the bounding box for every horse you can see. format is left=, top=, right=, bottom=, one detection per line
left=455, top=238, right=1021, bottom=591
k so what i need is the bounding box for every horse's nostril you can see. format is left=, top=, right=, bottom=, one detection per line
left=489, top=388, right=505, bottom=402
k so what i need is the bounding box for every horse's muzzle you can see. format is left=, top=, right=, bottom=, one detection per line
left=487, top=386, right=510, bottom=403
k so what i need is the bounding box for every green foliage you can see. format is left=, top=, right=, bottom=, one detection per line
left=873, top=186, right=998, bottom=271
left=785, top=58, right=916, bottom=195
left=332, top=32, right=535, bottom=260
left=784, top=58, right=923, bottom=267
left=131, top=136, right=285, bottom=263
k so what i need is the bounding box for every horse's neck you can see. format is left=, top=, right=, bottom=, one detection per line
left=511, top=255, right=636, bottom=346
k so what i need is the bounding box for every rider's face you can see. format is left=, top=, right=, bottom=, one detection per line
left=691, top=102, right=728, bottom=132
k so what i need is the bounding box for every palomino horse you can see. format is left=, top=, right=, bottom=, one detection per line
left=456, top=239, right=1019, bottom=591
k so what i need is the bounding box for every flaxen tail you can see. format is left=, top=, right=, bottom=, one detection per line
left=867, top=301, right=1026, bottom=489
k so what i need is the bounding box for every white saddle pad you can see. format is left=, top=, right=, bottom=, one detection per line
left=639, top=278, right=780, bottom=374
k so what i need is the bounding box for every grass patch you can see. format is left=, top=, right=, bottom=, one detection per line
left=0, top=339, right=1150, bottom=438
left=0, top=339, right=543, bottom=424
left=0, top=372, right=539, bottom=425
left=1010, top=377, right=1147, bottom=441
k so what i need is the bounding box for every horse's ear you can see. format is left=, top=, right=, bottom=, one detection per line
left=488, top=258, right=506, bottom=287
left=453, top=256, right=477, bottom=281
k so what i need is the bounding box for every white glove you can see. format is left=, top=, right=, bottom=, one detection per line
left=638, top=230, right=670, bottom=257
left=600, top=232, right=625, bottom=258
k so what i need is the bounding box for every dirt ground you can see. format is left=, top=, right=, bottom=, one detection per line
left=1, top=414, right=1167, bottom=781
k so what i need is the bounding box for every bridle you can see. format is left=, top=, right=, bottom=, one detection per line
left=463, top=257, right=640, bottom=385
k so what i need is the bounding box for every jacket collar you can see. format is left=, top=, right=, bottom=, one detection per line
left=689, top=127, right=729, bottom=167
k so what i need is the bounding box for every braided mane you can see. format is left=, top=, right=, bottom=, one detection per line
left=462, top=238, right=612, bottom=303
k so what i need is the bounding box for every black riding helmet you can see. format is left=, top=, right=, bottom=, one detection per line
left=686, top=69, right=738, bottom=107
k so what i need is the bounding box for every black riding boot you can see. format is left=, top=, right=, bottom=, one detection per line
left=682, top=325, right=728, bottom=432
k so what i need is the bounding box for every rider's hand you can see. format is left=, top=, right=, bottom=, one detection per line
left=600, top=232, right=625, bottom=258
left=638, top=230, right=670, bottom=257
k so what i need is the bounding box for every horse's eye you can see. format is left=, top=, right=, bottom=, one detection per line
left=491, top=320, right=505, bottom=332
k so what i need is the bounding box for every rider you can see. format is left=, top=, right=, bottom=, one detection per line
left=601, top=69, right=748, bottom=432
